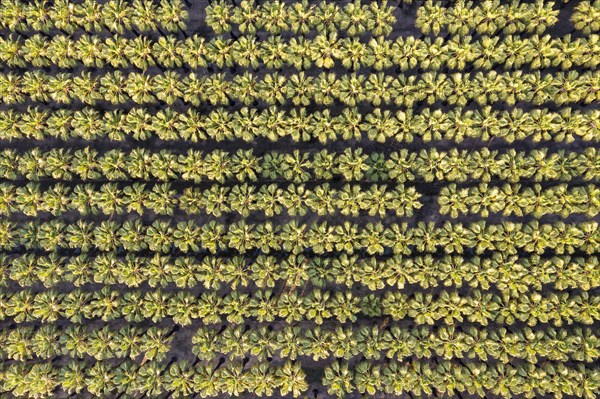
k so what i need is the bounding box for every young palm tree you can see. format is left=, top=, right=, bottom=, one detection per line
left=124, top=72, right=156, bottom=104
left=475, top=0, right=507, bottom=35
left=528, top=0, right=559, bottom=34
left=336, top=73, right=365, bottom=106
left=233, top=71, right=259, bottom=105
left=231, top=0, right=259, bottom=34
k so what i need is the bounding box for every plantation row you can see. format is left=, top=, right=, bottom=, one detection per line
left=2, top=70, right=599, bottom=106
left=1, top=181, right=598, bottom=220
left=439, top=183, right=600, bottom=218
left=193, top=324, right=599, bottom=363
left=321, top=360, right=599, bottom=398
left=2, top=251, right=599, bottom=293
left=0, top=0, right=188, bottom=34
left=1, top=287, right=598, bottom=326
left=1, top=147, right=598, bottom=184
left=0, top=182, right=422, bottom=218
left=1, top=359, right=308, bottom=398
left=2, top=33, right=599, bottom=71
left=417, top=0, right=581, bottom=36
left=1, top=324, right=172, bottom=362
left=2, top=358, right=599, bottom=399
left=2, top=219, right=600, bottom=255
left=2, top=106, right=598, bottom=144
left=205, top=0, right=567, bottom=37
left=206, top=0, right=395, bottom=36
left=4, top=321, right=597, bottom=365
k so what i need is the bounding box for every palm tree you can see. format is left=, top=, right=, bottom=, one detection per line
left=365, top=37, right=393, bottom=71
left=336, top=73, right=365, bottom=106
left=528, top=0, right=560, bottom=34
left=153, top=108, right=180, bottom=141
left=71, top=72, right=101, bottom=105
left=102, top=0, right=131, bottom=33
left=174, top=108, right=204, bottom=143
left=336, top=0, right=369, bottom=35
left=526, top=34, right=558, bottom=69
left=25, top=0, right=53, bottom=32
left=232, top=0, right=260, bottom=34
left=125, top=72, right=157, bottom=104
left=258, top=72, right=287, bottom=105
left=180, top=34, right=207, bottom=68
left=21, top=35, right=48, bottom=67
left=365, top=73, right=394, bottom=106
left=154, top=36, right=183, bottom=68
left=165, top=363, right=195, bottom=398
left=572, top=1, right=600, bottom=34
left=261, top=35, right=287, bottom=70
left=202, top=73, right=231, bottom=105
left=337, top=37, right=364, bottom=70
left=226, top=221, right=257, bottom=254
left=60, top=361, right=87, bottom=395
left=0, top=0, right=27, bottom=31
left=75, top=35, right=104, bottom=67
left=261, top=0, right=289, bottom=34
left=337, top=148, right=368, bottom=180
left=206, top=0, right=232, bottom=33
left=282, top=150, right=312, bottom=182
left=125, top=36, right=156, bottom=69
left=233, top=71, right=259, bottom=105
left=311, top=32, right=339, bottom=69
left=475, top=0, right=506, bottom=35
left=354, top=362, right=383, bottom=395
left=288, top=0, right=314, bottom=34
left=416, top=0, right=447, bottom=35
left=231, top=35, right=260, bottom=69
left=159, top=0, right=188, bottom=33
left=276, top=361, right=308, bottom=398
left=139, top=220, right=170, bottom=253
left=362, top=108, right=397, bottom=142
left=102, top=36, right=129, bottom=68
left=0, top=73, right=25, bottom=104
left=18, top=107, right=47, bottom=140
left=75, top=0, right=104, bottom=32
left=131, top=0, right=159, bottom=32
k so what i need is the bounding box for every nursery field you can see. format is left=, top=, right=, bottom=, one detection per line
left=0, top=0, right=599, bottom=398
